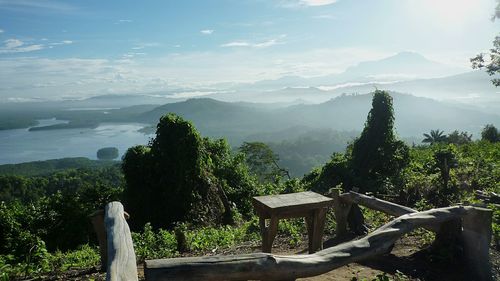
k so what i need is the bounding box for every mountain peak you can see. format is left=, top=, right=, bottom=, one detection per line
left=385, top=51, right=429, bottom=62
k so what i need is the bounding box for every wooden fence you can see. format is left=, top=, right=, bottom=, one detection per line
left=92, top=192, right=493, bottom=281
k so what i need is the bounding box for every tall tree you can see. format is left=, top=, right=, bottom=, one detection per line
left=350, top=90, right=410, bottom=194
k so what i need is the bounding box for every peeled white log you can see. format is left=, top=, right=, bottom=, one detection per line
left=105, top=202, right=138, bottom=281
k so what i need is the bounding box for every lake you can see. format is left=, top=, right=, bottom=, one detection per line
left=0, top=119, right=153, bottom=164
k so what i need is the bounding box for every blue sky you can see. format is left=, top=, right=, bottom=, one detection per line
left=0, top=0, right=498, bottom=100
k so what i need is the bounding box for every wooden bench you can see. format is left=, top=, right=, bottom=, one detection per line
left=252, top=191, right=334, bottom=253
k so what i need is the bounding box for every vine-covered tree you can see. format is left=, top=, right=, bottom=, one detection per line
left=122, top=113, right=257, bottom=230
left=349, top=90, right=410, bottom=194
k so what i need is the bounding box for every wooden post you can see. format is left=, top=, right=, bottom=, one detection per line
left=461, top=206, right=493, bottom=281
left=90, top=210, right=107, bottom=271
left=331, top=188, right=351, bottom=238
left=105, top=202, right=138, bottom=281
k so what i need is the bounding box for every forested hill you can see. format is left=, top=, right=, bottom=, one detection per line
left=139, top=93, right=499, bottom=141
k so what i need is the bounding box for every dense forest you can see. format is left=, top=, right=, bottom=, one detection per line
left=0, top=91, right=499, bottom=280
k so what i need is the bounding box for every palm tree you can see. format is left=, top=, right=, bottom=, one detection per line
left=422, top=129, right=447, bottom=144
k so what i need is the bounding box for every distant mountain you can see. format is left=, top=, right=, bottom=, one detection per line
left=340, top=51, right=463, bottom=81
left=140, top=93, right=499, bottom=143
left=226, top=52, right=466, bottom=93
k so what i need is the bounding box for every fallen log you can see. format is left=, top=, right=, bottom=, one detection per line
left=144, top=205, right=492, bottom=281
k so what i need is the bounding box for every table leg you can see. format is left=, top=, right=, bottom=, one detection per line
left=311, top=208, right=327, bottom=253
left=305, top=212, right=314, bottom=252
left=260, top=216, right=279, bottom=253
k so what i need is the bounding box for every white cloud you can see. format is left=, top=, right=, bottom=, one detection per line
left=0, top=0, right=77, bottom=13
left=0, top=47, right=390, bottom=100
left=115, top=19, right=132, bottom=24
left=221, top=41, right=250, bottom=47
left=0, top=29, right=4, bottom=33
left=279, top=0, right=338, bottom=8
left=49, top=40, right=73, bottom=46
left=313, top=14, right=336, bottom=19
left=200, top=29, right=214, bottom=35
left=131, top=42, right=160, bottom=50
left=1, top=38, right=75, bottom=54
left=221, top=36, right=285, bottom=48
left=301, top=0, right=337, bottom=6
left=4, top=39, right=23, bottom=49
left=0, top=38, right=45, bottom=53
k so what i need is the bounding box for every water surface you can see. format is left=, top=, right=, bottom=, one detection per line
left=0, top=120, right=153, bottom=164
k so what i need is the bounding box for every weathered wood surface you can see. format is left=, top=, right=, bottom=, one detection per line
left=340, top=191, right=417, bottom=217
left=253, top=191, right=333, bottom=218
left=253, top=191, right=333, bottom=253
left=338, top=191, right=439, bottom=232
left=105, top=202, right=138, bottom=281
left=144, top=206, right=492, bottom=281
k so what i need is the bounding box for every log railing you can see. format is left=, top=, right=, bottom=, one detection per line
left=92, top=194, right=493, bottom=281
left=144, top=194, right=493, bottom=281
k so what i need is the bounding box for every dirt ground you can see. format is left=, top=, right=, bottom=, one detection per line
left=38, top=234, right=500, bottom=281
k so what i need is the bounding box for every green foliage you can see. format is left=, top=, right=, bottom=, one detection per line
left=96, top=147, right=119, bottom=160
left=471, top=35, right=500, bottom=86
left=239, top=141, right=290, bottom=183
left=0, top=157, right=117, bottom=177
left=481, top=124, right=499, bottom=142
left=123, top=113, right=259, bottom=230
left=446, top=130, right=472, bottom=145
left=0, top=244, right=99, bottom=279
left=401, top=141, right=500, bottom=207
left=132, top=220, right=261, bottom=261
left=132, top=223, right=178, bottom=261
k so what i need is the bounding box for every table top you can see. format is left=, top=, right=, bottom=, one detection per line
left=252, top=191, right=333, bottom=217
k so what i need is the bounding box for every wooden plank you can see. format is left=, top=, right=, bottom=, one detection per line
left=144, top=206, right=490, bottom=281
left=253, top=191, right=333, bottom=218
left=105, top=202, right=138, bottom=281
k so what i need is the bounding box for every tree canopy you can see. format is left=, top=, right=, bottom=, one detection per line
left=481, top=124, right=499, bottom=142
left=122, top=113, right=258, bottom=230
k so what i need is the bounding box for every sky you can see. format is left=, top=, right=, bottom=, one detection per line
left=0, top=0, right=498, bottom=101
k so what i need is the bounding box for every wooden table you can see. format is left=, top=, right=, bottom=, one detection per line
left=252, top=191, right=334, bottom=254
